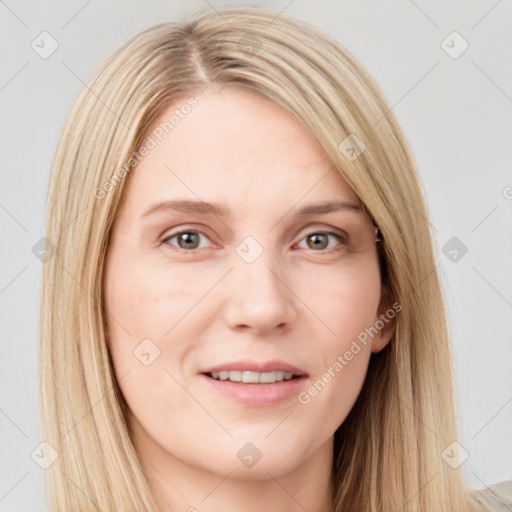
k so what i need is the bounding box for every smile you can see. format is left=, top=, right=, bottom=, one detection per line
left=207, top=370, right=297, bottom=383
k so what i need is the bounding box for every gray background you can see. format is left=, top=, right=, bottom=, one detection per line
left=1, top=0, right=511, bottom=509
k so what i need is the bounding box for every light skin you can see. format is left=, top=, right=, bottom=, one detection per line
left=103, top=86, right=394, bottom=512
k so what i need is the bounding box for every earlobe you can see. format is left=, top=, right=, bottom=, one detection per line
left=371, top=320, right=394, bottom=353
left=370, top=298, right=399, bottom=353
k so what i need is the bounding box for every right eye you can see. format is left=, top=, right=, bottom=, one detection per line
left=161, top=230, right=213, bottom=252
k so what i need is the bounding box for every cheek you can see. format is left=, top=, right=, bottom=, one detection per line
left=298, top=345, right=371, bottom=440
left=297, top=292, right=375, bottom=433
left=293, top=259, right=380, bottom=414
left=104, top=255, right=204, bottom=344
left=102, top=255, right=198, bottom=429
left=294, top=254, right=382, bottom=338
left=103, top=248, right=218, bottom=387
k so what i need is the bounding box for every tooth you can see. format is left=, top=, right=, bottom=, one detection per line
left=242, top=371, right=260, bottom=383
left=208, top=370, right=298, bottom=383
left=259, top=372, right=278, bottom=383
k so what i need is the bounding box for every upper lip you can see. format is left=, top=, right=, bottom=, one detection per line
left=201, top=360, right=307, bottom=377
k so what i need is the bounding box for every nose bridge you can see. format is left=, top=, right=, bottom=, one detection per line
left=225, top=236, right=295, bottom=332
left=239, top=249, right=284, bottom=297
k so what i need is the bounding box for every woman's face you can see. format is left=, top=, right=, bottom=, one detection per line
left=104, top=86, right=393, bottom=482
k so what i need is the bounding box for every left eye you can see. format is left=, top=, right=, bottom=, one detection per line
left=296, top=231, right=345, bottom=251
left=162, top=230, right=345, bottom=252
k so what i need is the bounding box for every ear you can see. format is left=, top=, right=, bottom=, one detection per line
left=371, top=294, right=399, bottom=354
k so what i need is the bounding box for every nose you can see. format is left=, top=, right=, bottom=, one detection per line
left=223, top=254, right=297, bottom=335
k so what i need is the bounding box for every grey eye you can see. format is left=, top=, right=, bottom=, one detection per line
left=298, top=232, right=345, bottom=251
left=163, top=231, right=209, bottom=250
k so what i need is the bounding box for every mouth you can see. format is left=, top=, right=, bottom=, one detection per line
left=203, top=370, right=305, bottom=384
left=200, top=369, right=308, bottom=406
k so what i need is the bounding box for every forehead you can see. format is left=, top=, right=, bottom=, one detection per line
left=118, top=87, right=361, bottom=214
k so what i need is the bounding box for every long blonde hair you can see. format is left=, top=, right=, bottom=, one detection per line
left=40, top=6, right=478, bottom=511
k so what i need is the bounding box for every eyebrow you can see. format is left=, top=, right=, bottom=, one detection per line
left=141, top=199, right=363, bottom=219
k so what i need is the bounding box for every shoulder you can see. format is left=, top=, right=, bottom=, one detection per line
left=471, top=480, right=512, bottom=511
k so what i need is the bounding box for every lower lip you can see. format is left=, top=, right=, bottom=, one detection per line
left=200, top=374, right=308, bottom=406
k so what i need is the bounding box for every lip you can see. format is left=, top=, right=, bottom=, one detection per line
left=200, top=373, right=308, bottom=407
left=201, top=360, right=307, bottom=377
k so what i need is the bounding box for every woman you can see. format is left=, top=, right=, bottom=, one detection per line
left=39, top=6, right=510, bottom=511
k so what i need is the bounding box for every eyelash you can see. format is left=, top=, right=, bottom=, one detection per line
left=160, top=229, right=348, bottom=254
